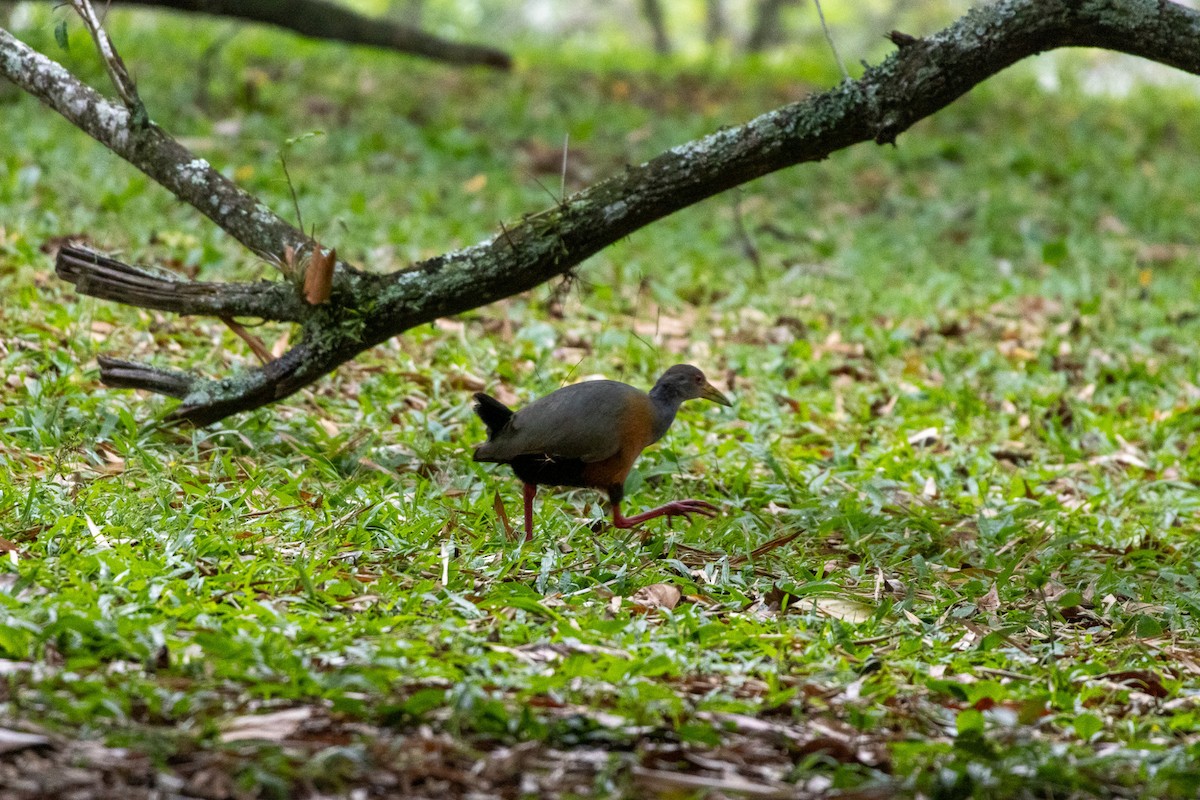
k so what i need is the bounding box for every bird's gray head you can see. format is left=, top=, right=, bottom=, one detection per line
left=652, top=364, right=732, bottom=406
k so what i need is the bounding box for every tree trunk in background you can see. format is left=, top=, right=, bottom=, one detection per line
left=705, top=0, right=727, bottom=45
left=746, top=0, right=800, bottom=53
left=31, top=0, right=511, bottom=69
left=640, top=0, right=671, bottom=55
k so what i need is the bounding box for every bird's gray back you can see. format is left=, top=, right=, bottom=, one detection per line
left=479, top=380, right=646, bottom=462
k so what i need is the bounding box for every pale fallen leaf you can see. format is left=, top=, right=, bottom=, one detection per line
left=462, top=173, right=488, bottom=193
left=494, top=385, right=520, bottom=407
left=630, top=583, right=681, bottom=611
left=84, top=514, right=110, bottom=550
left=0, top=728, right=50, bottom=754
left=490, top=643, right=565, bottom=664
left=634, top=767, right=792, bottom=798
left=0, top=660, right=33, bottom=676
left=448, top=371, right=486, bottom=392
left=221, top=707, right=313, bottom=743
left=434, top=318, right=465, bottom=334
left=907, top=427, right=939, bottom=447
left=811, top=596, right=873, bottom=623
left=921, top=475, right=938, bottom=499
left=271, top=326, right=291, bottom=359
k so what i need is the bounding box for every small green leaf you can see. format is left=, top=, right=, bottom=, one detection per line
left=54, top=20, right=70, bottom=51
left=1135, top=614, right=1165, bottom=638
left=956, top=708, right=985, bottom=734
left=403, top=688, right=447, bottom=717
left=1056, top=590, right=1084, bottom=608
left=676, top=721, right=721, bottom=746
left=1042, top=239, right=1068, bottom=265
left=1073, top=712, right=1104, bottom=740
left=955, top=705, right=984, bottom=738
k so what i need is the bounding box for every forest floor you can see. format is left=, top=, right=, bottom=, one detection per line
left=3, top=7, right=1200, bottom=799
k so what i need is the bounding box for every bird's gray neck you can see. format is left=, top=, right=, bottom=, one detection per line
left=647, top=384, right=685, bottom=443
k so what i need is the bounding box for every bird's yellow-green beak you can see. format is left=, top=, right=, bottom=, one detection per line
left=701, top=381, right=732, bottom=407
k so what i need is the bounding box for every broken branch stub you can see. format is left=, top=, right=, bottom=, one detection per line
left=55, top=247, right=308, bottom=322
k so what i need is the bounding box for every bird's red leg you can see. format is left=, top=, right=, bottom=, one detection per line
left=523, top=483, right=537, bottom=542
left=608, top=485, right=719, bottom=529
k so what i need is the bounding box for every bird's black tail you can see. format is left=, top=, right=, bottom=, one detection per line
left=473, top=392, right=513, bottom=438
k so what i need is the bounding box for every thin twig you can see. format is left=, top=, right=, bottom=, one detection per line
left=812, top=0, right=850, bottom=82
left=560, top=133, right=570, bottom=202
left=279, top=153, right=305, bottom=235
left=730, top=189, right=762, bottom=278
left=70, top=0, right=147, bottom=123
left=1040, top=584, right=1060, bottom=681
left=220, top=317, right=273, bottom=365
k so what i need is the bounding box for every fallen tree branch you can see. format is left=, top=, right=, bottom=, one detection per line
left=36, top=0, right=511, bottom=70
left=7, top=0, right=1200, bottom=424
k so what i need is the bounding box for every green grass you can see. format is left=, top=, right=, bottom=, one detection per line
left=3, top=6, right=1200, bottom=798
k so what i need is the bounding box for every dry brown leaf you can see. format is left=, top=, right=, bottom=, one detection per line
left=94, top=443, right=126, bottom=475
left=749, top=529, right=802, bottom=559
left=448, top=372, right=487, bottom=392
left=978, top=583, right=1001, bottom=613
left=303, top=246, right=336, bottom=305
left=1099, top=670, right=1169, bottom=698
left=492, top=385, right=520, bottom=407
left=492, top=493, right=514, bottom=541
left=774, top=394, right=802, bottom=413
left=872, top=393, right=898, bottom=417
left=629, top=583, right=681, bottom=611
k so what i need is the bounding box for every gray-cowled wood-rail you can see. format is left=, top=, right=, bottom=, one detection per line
left=473, top=364, right=731, bottom=540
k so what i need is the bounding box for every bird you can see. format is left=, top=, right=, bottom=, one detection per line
left=473, top=364, right=731, bottom=541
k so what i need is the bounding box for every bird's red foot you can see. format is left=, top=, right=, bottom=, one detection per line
left=663, top=499, right=720, bottom=521
left=613, top=498, right=721, bottom=528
